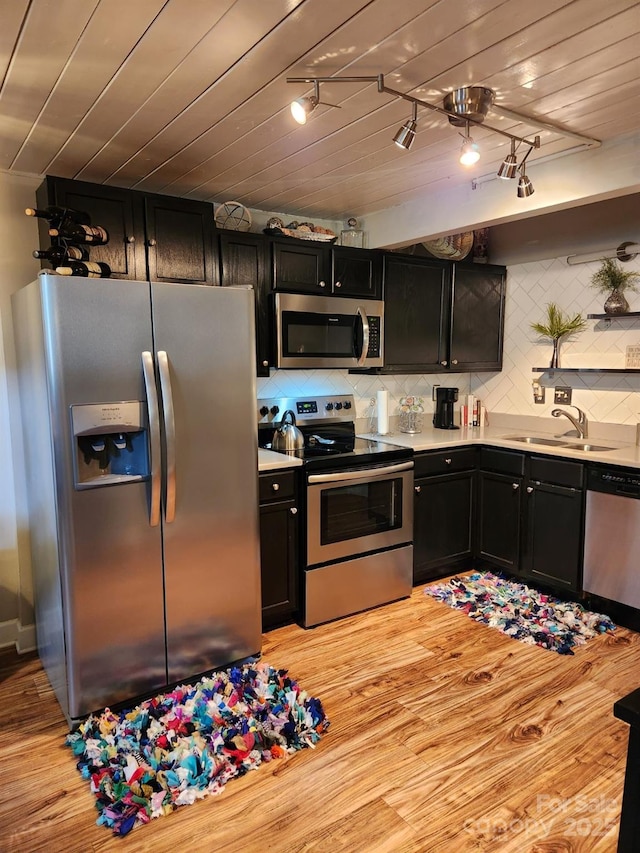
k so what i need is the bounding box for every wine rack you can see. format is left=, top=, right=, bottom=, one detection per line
left=27, top=206, right=112, bottom=278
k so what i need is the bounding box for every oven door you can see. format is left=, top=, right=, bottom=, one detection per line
left=306, top=461, right=413, bottom=566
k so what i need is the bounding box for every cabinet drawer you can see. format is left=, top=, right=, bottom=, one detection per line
left=480, top=447, right=525, bottom=476
left=414, top=447, right=476, bottom=477
left=530, top=455, right=583, bottom=489
left=259, top=470, right=296, bottom=503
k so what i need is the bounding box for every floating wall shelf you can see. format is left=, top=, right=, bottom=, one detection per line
left=533, top=367, right=640, bottom=374
left=587, top=312, right=640, bottom=320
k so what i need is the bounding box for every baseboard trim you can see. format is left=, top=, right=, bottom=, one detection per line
left=0, top=618, right=36, bottom=653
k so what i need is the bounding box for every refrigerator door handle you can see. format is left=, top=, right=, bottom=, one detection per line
left=157, top=350, right=176, bottom=523
left=141, top=351, right=161, bottom=527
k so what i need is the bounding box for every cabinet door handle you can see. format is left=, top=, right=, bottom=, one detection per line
left=147, top=238, right=157, bottom=247
left=440, top=360, right=448, bottom=366
left=334, top=280, right=342, bottom=288
left=126, top=235, right=135, bottom=244
left=414, top=485, right=421, bottom=493
left=445, top=458, right=452, bottom=465
left=289, top=507, right=298, bottom=515
left=318, top=280, right=326, bottom=287
left=271, top=482, right=280, bottom=491
left=512, top=482, right=520, bottom=490
left=452, top=359, right=458, bottom=365
left=526, top=486, right=534, bottom=493
left=262, top=360, right=269, bottom=367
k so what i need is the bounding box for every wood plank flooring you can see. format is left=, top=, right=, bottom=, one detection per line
left=0, top=581, right=638, bottom=853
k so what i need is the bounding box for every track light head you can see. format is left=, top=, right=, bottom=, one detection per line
left=393, top=119, right=417, bottom=150
left=497, top=154, right=518, bottom=179
left=393, top=102, right=418, bottom=150
left=517, top=170, right=534, bottom=197
left=459, top=122, right=480, bottom=165
left=497, top=139, right=518, bottom=178
left=291, top=95, right=318, bottom=125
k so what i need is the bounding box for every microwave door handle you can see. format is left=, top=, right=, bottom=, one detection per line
left=355, top=305, right=370, bottom=366
left=141, top=351, right=161, bottom=527
left=157, top=350, right=176, bottom=524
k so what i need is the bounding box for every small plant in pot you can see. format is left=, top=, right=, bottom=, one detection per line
left=590, top=257, right=640, bottom=315
left=531, top=303, right=587, bottom=369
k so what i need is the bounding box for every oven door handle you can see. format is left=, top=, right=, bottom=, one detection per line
left=308, top=460, right=413, bottom=484
left=355, top=305, right=370, bottom=367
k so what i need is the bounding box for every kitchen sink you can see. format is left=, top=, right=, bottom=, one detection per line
left=504, top=435, right=568, bottom=446
left=504, top=435, right=617, bottom=452
left=560, top=442, right=617, bottom=452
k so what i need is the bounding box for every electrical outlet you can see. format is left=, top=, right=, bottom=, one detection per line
left=532, top=380, right=545, bottom=404
left=554, top=386, right=572, bottom=404
left=432, top=384, right=440, bottom=401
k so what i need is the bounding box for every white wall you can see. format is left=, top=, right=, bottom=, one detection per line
left=0, top=170, right=42, bottom=650
left=471, top=255, right=640, bottom=423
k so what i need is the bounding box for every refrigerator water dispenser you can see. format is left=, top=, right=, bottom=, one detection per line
left=71, top=401, right=148, bottom=488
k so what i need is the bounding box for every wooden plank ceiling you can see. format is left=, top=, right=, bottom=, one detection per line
left=1, top=0, right=638, bottom=221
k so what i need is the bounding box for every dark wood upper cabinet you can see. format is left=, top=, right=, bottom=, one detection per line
left=36, top=176, right=143, bottom=280
left=35, top=176, right=217, bottom=285
left=450, top=262, right=506, bottom=371
left=355, top=253, right=506, bottom=375
left=271, top=238, right=382, bottom=299
left=144, top=194, right=217, bottom=285
left=219, top=230, right=270, bottom=376
left=378, top=254, right=449, bottom=373
left=330, top=246, right=382, bottom=298
left=272, top=240, right=328, bottom=294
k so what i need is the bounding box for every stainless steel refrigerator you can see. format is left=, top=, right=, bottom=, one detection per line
left=12, top=274, right=262, bottom=727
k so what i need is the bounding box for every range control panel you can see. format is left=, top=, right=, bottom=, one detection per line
left=258, top=395, right=355, bottom=425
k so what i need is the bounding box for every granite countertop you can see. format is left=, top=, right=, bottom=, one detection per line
left=356, top=423, right=640, bottom=469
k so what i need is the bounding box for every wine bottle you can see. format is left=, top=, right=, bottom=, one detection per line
left=55, top=261, right=111, bottom=278
left=25, top=206, right=91, bottom=226
left=48, top=223, right=109, bottom=245
left=33, top=245, right=88, bottom=263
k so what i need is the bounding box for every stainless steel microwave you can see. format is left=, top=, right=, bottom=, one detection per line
left=274, top=292, right=384, bottom=369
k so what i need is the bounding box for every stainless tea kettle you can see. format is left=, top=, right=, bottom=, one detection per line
left=272, top=409, right=305, bottom=453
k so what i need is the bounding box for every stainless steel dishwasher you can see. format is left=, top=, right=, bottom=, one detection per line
left=583, top=467, right=640, bottom=609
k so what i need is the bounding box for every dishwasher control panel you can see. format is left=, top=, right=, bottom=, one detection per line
left=587, top=467, right=640, bottom=496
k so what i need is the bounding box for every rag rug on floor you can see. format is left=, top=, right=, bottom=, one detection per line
left=66, top=662, right=329, bottom=836
left=424, top=571, right=616, bottom=655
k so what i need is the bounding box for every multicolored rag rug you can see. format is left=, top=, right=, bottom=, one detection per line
left=424, top=572, right=616, bottom=655
left=66, top=662, right=329, bottom=836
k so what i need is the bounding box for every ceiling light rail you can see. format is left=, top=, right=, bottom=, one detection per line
left=286, top=74, right=601, bottom=198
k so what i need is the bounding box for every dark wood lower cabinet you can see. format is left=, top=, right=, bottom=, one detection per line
left=258, top=471, right=299, bottom=629
left=476, top=470, right=523, bottom=573
left=412, top=448, right=476, bottom=583
left=476, top=451, right=584, bottom=592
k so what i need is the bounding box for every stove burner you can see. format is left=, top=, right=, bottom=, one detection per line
left=258, top=394, right=411, bottom=470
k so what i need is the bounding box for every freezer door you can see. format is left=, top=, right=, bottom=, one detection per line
left=39, top=276, right=167, bottom=721
left=151, top=283, right=262, bottom=683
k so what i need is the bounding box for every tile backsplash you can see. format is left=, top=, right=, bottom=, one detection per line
left=257, top=254, right=640, bottom=427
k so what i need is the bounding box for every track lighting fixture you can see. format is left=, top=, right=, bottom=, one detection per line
left=393, top=102, right=418, bottom=150
left=286, top=74, right=600, bottom=199
left=497, top=138, right=518, bottom=179
left=516, top=145, right=535, bottom=197
left=290, top=81, right=320, bottom=125
left=459, top=122, right=480, bottom=166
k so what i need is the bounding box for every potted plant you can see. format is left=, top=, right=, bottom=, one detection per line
left=531, top=303, right=586, bottom=368
left=590, top=257, right=640, bottom=315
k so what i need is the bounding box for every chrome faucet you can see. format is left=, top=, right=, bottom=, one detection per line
left=551, top=405, right=588, bottom=439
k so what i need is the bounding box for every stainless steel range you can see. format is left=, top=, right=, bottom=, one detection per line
left=258, top=394, right=414, bottom=627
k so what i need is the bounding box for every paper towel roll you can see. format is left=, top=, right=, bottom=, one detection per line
left=377, top=389, right=389, bottom=434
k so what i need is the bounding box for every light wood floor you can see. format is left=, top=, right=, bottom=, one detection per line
left=1, top=581, right=638, bottom=853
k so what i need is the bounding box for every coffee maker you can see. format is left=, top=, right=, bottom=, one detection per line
left=433, top=387, right=459, bottom=430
